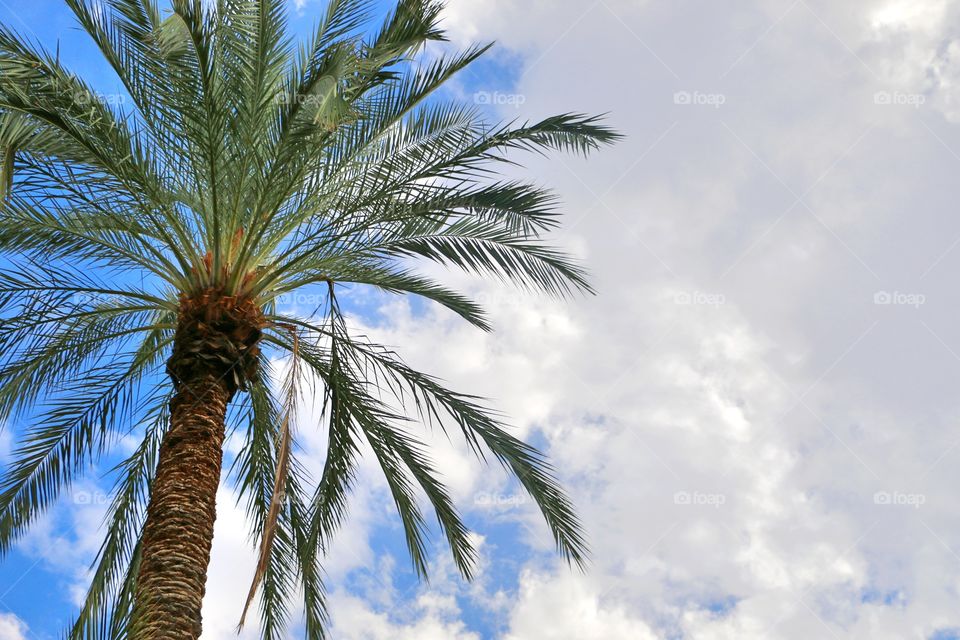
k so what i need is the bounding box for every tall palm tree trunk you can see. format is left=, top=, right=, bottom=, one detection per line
left=131, top=372, right=234, bottom=638
left=130, top=287, right=262, bottom=638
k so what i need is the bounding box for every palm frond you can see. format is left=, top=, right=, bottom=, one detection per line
left=0, top=0, right=616, bottom=635
left=230, top=366, right=329, bottom=639
left=69, top=400, right=167, bottom=640
left=0, top=359, right=166, bottom=556
left=239, top=326, right=300, bottom=631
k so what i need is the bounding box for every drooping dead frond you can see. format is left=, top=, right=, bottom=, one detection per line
left=238, top=325, right=300, bottom=630
left=0, top=145, right=12, bottom=203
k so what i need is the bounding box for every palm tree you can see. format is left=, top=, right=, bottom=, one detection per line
left=0, top=0, right=618, bottom=637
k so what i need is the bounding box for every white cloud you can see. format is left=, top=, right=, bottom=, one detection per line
left=328, top=591, right=480, bottom=640
left=313, top=0, right=960, bottom=637
left=503, top=571, right=659, bottom=640
left=0, top=613, right=27, bottom=640
left=867, top=0, right=960, bottom=121
left=200, top=488, right=261, bottom=639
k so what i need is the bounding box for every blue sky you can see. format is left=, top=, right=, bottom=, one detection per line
left=7, top=1, right=960, bottom=639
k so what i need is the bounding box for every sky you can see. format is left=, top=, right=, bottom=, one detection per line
left=3, top=0, right=960, bottom=638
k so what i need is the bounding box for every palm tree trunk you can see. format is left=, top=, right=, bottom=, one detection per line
left=130, top=372, right=234, bottom=639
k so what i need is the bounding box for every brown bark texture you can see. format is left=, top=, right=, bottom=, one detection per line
left=130, top=288, right=263, bottom=638
left=130, top=374, right=232, bottom=639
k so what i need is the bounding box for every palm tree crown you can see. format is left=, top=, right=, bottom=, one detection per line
left=0, top=0, right=618, bottom=637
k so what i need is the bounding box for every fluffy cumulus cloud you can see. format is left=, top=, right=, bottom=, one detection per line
left=234, top=0, right=960, bottom=637
left=0, top=613, right=28, bottom=640
left=867, top=0, right=960, bottom=120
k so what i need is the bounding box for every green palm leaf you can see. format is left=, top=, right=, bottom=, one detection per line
left=0, top=0, right=618, bottom=636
